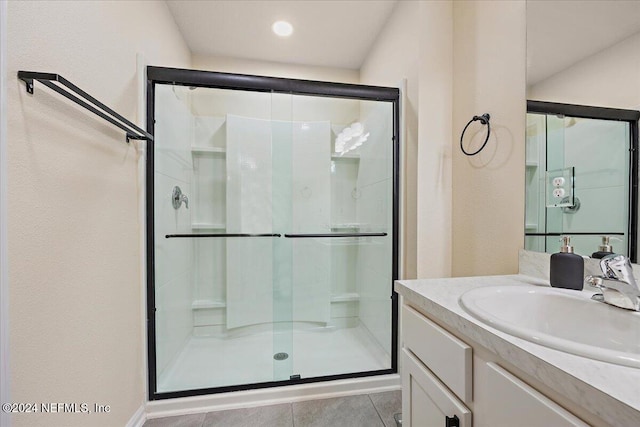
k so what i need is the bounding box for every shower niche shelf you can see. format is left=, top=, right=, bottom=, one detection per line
left=191, top=141, right=227, bottom=235
left=191, top=146, right=226, bottom=154
left=331, top=153, right=360, bottom=160
left=192, top=300, right=226, bottom=310
left=330, top=293, right=360, bottom=303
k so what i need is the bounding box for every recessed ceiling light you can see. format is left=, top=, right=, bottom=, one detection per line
left=272, top=20, right=293, bottom=37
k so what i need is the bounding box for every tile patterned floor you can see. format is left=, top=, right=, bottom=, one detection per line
left=143, top=390, right=401, bottom=427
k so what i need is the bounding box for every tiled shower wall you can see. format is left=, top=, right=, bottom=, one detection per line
left=189, top=95, right=366, bottom=336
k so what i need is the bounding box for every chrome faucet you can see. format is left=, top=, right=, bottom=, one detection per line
left=584, top=254, right=640, bottom=311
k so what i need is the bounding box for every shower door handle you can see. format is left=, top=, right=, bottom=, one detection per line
left=165, top=233, right=281, bottom=239
left=283, top=233, right=387, bottom=238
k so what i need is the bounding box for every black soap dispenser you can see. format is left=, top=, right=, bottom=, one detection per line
left=550, top=236, right=584, bottom=290
left=591, top=236, right=616, bottom=259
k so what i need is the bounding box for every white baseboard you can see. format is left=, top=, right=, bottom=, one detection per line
left=146, top=374, right=401, bottom=420
left=126, top=405, right=146, bottom=427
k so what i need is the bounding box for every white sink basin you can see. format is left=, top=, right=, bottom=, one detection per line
left=459, top=285, right=640, bottom=368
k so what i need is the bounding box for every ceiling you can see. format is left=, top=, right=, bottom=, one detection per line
left=167, top=1, right=640, bottom=83
left=165, top=0, right=397, bottom=70
left=527, top=0, right=640, bottom=85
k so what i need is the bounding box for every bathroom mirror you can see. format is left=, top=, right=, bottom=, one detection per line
left=525, top=0, right=640, bottom=261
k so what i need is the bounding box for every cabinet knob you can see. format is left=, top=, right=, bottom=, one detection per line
left=445, top=415, right=460, bottom=427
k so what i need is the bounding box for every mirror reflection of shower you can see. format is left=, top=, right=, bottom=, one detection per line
left=525, top=103, right=635, bottom=258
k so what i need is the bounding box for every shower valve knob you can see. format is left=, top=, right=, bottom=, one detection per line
left=172, top=186, right=189, bottom=209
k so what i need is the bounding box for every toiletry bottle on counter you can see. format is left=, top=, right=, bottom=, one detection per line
left=591, top=236, right=617, bottom=259
left=550, top=236, right=584, bottom=290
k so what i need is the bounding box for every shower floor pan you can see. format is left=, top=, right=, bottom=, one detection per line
left=157, top=323, right=390, bottom=393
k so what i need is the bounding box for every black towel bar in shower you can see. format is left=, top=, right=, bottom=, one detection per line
left=17, top=71, right=153, bottom=143
left=165, top=233, right=281, bottom=239
left=525, top=232, right=625, bottom=237
left=165, top=233, right=387, bottom=239
left=283, top=233, right=388, bottom=238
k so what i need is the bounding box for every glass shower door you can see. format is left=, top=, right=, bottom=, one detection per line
left=270, top=92, right=295, bottom=382
left=149, top=71, right=397, bottom=398
left=282, top=94, right=394, bottom=380
left=256, top=91, right=394, bottom=382
left=153, top=85, right=294, bottom=393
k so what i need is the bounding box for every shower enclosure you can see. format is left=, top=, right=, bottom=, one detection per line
left=146, top=67, right=399, bottom=399
left=525, top=101, right=639, bottom=259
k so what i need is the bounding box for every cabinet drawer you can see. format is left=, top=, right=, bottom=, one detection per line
left=484, top=362, right=588, bottom=427
left=402, top=348, right=472, bottom=427
left=403, top=304, right=472, bottom=403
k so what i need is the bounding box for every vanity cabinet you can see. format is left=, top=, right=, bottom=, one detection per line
left=403, top=349, right=471, bottom=426
left=402, top=304, right=589, bottom=427
left=477, top=361, right=588, bottom=427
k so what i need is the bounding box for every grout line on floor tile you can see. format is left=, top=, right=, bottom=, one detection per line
left=291, top=402, right=295, bottom=427
left=368, top=393, right=386, bottom=427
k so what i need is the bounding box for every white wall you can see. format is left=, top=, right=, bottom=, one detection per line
left=359, top=0, right=419, bottom=279
left=417, top=1, right=454, bottom=278
left=451, top=0, right=526, bottom=276
left=6, top=1, right=190, bottom=426
left=361, top=0, right=527, bottom=278
left=528, top=31, right=640, bottom=110
left=0, top=2, right=9, bottom=426
left=360, top=0, right=454, bottom=280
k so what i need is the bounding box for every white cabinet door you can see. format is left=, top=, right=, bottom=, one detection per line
left=402, top=349, right=472, bottom=427
left=482, top=362, right=589, bottom=427
left=402, top=305, right=473, bottom=404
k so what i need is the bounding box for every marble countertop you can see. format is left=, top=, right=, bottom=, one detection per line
left=395, top=274, right=640, bottom=427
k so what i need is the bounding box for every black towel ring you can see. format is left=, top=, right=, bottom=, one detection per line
left=460, top=113, right=491, bottom=156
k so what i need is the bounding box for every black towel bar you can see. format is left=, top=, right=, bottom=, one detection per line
left=165, top=233, right=281, bottom=239
left=17, top=71, right=153, bottom=143
left=283, top=233, right=388, bottom=238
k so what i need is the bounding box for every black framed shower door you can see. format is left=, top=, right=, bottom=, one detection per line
left=146, top=66, right=400, bottom=400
